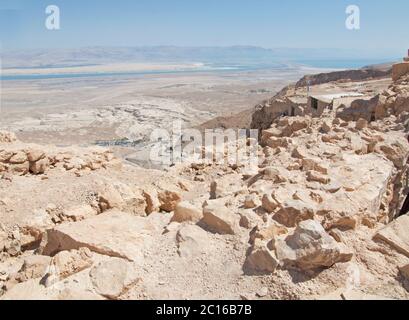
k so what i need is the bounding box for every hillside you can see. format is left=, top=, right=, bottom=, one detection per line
left=1, top=66, right=409, bottom=300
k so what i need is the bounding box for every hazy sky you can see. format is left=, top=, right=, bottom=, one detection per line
left=0, top=0, right=408, bottom=57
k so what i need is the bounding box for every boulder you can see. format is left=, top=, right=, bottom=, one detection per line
left=261, top=127, right=282, bottom=140
left=26, top=149, right=45, bottom=162
left=171, top=201, right=203, bottom=223
left=265, top=137, right=290, bottom=149
left=90, top=258, right=139, bottom=299
left=249, top=223, right=288, bottom=244
left=377, top=140, right=409, bottom=169
left=210, top=175, right=245, bottom=199
left=374, top=214, right=409, bottom=257
left=292, top=146, right=309, bottom=159
left=142, top=188, right=160, bottom=214
left=261, top=167, right=288, bottom=183
left=120, top=187, right=147, bottom=216
left=41, top=210, right=156, bottom=262
left=244, top=240, right=279, bottom=274
left=29, top=158, right=49, bottom=174
left=176, top=225, right=209, bottom=258
left=98, top=184, right=124, bottom=211
left=261, top=194, right=279, bottom=213
left=9, top=161, right=30, bottom=175
left=201, top=203, right=240, bottom=235
left=51, top=248, right=93, bottom=280
left=306, top=171, right=330, bottom=184
left=0, top=150, right=14, bottom=162
left=61, top=205, right=97, bottom=222
left=158, top=190, right=182, bottom=212
left=9, top=151, right=28, bottom=164
left=15, top=255, right=52, bottom=282
left=273, top=199, right=315, bottom=228
left=243, top=194, right=260, bottom=209
left=302, top=158, right=329, bottom=174
left=275, top=220, right=353, bottom=270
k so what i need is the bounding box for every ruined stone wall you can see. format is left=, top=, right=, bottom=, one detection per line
left=392, top=62, right=409, bottom=81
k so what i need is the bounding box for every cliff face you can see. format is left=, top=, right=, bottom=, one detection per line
left=296, top=68, right=391, bottom=88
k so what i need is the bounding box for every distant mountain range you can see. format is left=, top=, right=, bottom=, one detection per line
left=0, top=46, right=399, bottom=69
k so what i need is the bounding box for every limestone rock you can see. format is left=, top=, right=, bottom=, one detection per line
left=244, top=240, right=279, bottom=274
left=176, top=225, right=209, bottom=258
left=201, top=203, right=240, bottom=235
left=171, top=201, right=203, bottom=223
left=249, top=223, right=288, bottom=244
left=98, top=184, right=124, bottom=211
left=210, top=175, right=245, bottom=199
left=142, top=188, right=160, bottom=214
left=90, top=258, right=139, bottom=299
left=41, top=210, right=156, bottom=262
left=9, top=161, right=30, bottom=175
left=261, top=127, right=282, bottom=140
left=0, top=150, right=14, bottom=162
left=261, top=167, right=288, bottom=183
left=9, top=152, right=27, bottom=164
left=158, top=190, right=182, bottom=212
left=243, top=194, right=260, bottom=209
left=306, top=171, right=330, bottom=184
left=51, top=248, right=93, bottom=280
left=374, top=214, right=409, bottom=257
left=26, top=149, right=45, bottom=162
left=302, top=158, right=329, bottom=174
left=275, top=220, right=353, bottom=270
left=29, top=158, right=49, bottom=175
left=377, top=140, right=409, bottom=169
left=273, top=200, right=315, bottom=228
left=16, top=255, right=51, bottom=282
left=261, top=194, right=279, bottom=213
left=61, top=205, right=97, bottom=222
left=292, top=146, right=309, bottom=159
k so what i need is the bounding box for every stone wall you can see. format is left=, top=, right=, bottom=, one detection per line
left=392, top=62, right=409, bottom=81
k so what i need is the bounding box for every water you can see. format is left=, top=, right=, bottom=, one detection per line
left=0, top=59, right=392, bottom=81
left=0, top=65, right=247, bottom=81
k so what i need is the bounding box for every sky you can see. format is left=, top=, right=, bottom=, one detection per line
left=0, top=0, right=408, bottom=59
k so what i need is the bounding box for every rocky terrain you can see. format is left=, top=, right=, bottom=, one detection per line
left=295, top=66, right=392, bottom=87
left=1, top=67, right=409, bottom=300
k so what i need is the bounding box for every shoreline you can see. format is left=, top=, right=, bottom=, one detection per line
left=0, top=61, right=342, bottom=81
